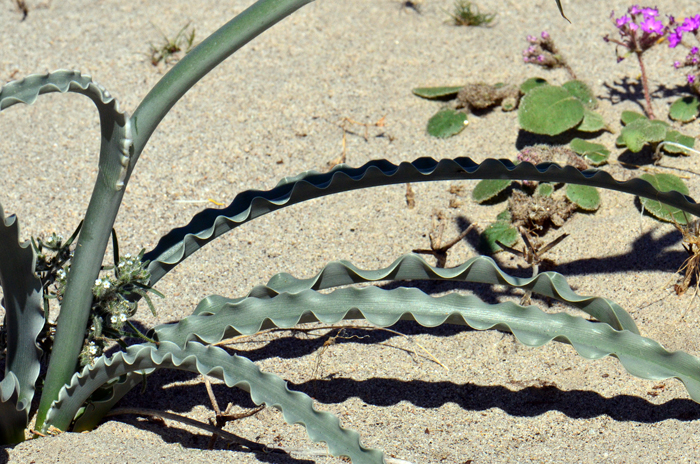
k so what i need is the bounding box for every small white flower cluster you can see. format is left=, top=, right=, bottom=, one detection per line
left=110, top=313, right=128, bottom=325
left=92, top=276, right=115, bottom=298
left=88, top=341, right=98, bottom=355
left=80, top=340, right=102, bottom=367
left=116, top=253, right=149, bottom=285
left=44, top=233, right=64, bottom=248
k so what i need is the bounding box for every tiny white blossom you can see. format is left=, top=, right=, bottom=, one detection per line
left=88, top=342, right=98, bottom=355
left=102, top=280, right=111, bottom=289
left=119, top=313, right=127, bottom=323
left=110, top=315, right=117, bottom=324
left=95, top=279, right=102, bottom=286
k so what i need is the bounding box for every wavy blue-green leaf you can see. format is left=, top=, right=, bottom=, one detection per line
left=143, top=158, right=700, bottom=286
left=71, top=370, right=153, bottom=433
left=177, top=254, right=637, bottom=336
left=0, top=70, right=132, bottom=190
left=160, top=287, right=700, bottom=405
left=46, top=342, right=383, bottom=463
left=0, top=204, right=44, bottom=444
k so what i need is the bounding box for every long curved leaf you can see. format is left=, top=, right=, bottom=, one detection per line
left=160, top=287, right=700, bottom=404
left=0, top=70, right=132, bottom=190
left=189, top=254, right=637, bottom=334
left=45, top=341, right=384, bottom=463
left=143, top=158, right=700, bottom=285
left=5, top=71, right=137, bottom=430
left=0, top=205, right=44, bottom=444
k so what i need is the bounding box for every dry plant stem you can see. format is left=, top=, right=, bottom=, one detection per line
left=214, top=325, right=447, bottom=369
left=204, top=376, right=222, bottom=449
left=636, top=51, right=656, bottom=120
left=105, top=407, right=268, bottom=452
left=405, top=183, right=416, bottom=209
left=412, top=220, right=476, bottom=268
left=203, top=376, right=266, bottom=449
left=496, top=230, right=569, bottom=305
left=328, top=116, right=386, bottom=168
left=563, top=63, right=577, bottom=80
left=107, top=407, right=416, bottom=463
left=378, top=327, right=448, bottom=371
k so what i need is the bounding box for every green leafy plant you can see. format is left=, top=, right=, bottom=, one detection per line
left=472, top=145, right=601, bottom=252
left=616, top=110, right=695, bottom=156
left=569, top=138, right=611, bottom=166
left=149, top=22, right=196, bottom=67
left=5, top=1, right=700, bottom=462
left=413, top=82, right=520, bottom=137
left=518, top=79, right=606, bottom=135
left=637, top=172, right=691, bottom=224
left=447, top=0, right=495, bottom=27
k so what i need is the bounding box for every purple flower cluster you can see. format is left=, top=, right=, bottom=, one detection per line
left=523, top=31, right=554, bottom=65
left=668, top=14, right=700, bottom=48
left=605, top=5, right=669, bottom=60
left=522, top=31, right=575, bottom=78
left=668, top=16, right=700, bottom=91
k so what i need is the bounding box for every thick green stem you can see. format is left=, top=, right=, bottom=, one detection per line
left=35, top=173, right=127, bottom=431
left=35, top=0, right=316, bottom=432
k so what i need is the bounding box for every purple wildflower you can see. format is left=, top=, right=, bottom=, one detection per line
left=681, top=14, right=700, bottom=32
left=541, top=31, right=550, bottom=39
left=629, top=5, right=642, bottom=15
left=668, top=28, right=683, bottom=47
left=689, top=74, right=696, bottom=84
left=640, top=7, right=659, bottom=18
left=693, top=47, right=700, bottom=55
left=616, top=15, right=630, bottom=27
left=640, top=16, right=664, bottom=34
left=675, top=61, right=682, bottom=68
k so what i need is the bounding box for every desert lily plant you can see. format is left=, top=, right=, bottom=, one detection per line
left=5, top=1, right=700, bottom=462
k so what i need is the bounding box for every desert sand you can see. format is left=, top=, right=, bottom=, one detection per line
left=2, top=0, right=700, bottom=462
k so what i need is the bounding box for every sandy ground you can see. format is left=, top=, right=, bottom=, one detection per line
left=2, top=0, right=700, bottom=462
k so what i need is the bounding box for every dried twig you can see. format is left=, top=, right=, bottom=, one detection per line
left=413, top=213, right=476, bottom=267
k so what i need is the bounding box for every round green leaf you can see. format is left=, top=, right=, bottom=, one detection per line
left=569, top=138, right=610, bottom=166
left=663, top=130, right=696, bottom=154
left=669, top=96, right=700, bottom=123
left=638, top=173, right=690, bottom=224
left=618, top=118, right=668, bottom=152
left=565, top=184, right=600, bottom=211
left=620, top=110, right=646, bottom=125
left=577, top=109, right=606, bottom=132
left=519, top=77, right=548, bottom=94
left=426, top=108, right=468, bottom=138
left=472, top=179, right=512, bottom=203
left=412, top=86, right=463, bottom=100
left=536, top=182, right=554, bottom=197
left=480, top=212, right=518, bottom=253
left=562, top=80, right=597, bottom=109
left=518, top=85, right=584, bottom=136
